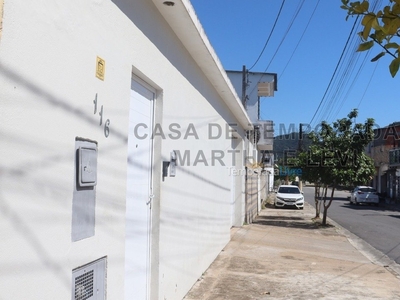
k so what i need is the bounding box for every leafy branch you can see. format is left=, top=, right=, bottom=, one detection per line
left=341, top=0, right=400, bottom=77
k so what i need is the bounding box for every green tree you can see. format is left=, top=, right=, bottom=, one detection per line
left=341, top=0, right=400, bottom=77
left=295, top=109, right=375, bottom=225
left=294, top=144, right=326, bottom=219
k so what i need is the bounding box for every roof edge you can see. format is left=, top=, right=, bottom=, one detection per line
left=152, top=0, right=253, bottom=130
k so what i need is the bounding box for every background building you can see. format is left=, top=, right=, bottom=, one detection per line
left=367, top=123, right=400, bottom=199
left=227, top=69, right=277, bottom=214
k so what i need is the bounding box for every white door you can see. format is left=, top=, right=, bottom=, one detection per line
left=230, top=169, right=236, bottom=227
left=230, top=138, right=243, bottom=227
left=125, top=78, right=155, bottom=300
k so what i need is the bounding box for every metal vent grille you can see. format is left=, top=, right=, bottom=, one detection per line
left=72, top=257, right=106, bottom=300
left=75, top=270, right=94, bottom=300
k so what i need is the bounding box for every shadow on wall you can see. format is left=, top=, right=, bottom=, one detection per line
left=0, top=62, right=128, bottom=143
left=0, top=61, right=132, bottom=291
left=0, top=61, right=239, bottom=293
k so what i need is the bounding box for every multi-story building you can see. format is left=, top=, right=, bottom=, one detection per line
left=367, top=122, right=400, bottom=199
left=226, top=69, right=277, bottom=217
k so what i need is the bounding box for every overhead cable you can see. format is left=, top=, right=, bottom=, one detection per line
left=280, top=0, right=321, bottom=79
left=308, top=16, right=359, bottom=127
left=248, top=0, right=306, bottom=98
left=248, top=0, right=286, bottom=71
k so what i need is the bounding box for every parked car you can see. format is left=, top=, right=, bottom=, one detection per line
left=349, top=186, right=379, bottom=206
left=274, top=185, right=304, bottom=209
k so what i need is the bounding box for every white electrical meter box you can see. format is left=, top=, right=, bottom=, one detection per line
left=72, top=137, right=98, bottom=242
left=79, top=147, right=98, bottom=187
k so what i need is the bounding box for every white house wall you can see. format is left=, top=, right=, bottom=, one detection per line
left=158, top=116, right=246, bottom=299
left=0, top=0, right=249, bottom=299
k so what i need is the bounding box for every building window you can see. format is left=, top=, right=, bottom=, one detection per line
left=389, top=149, right=400, bottom=165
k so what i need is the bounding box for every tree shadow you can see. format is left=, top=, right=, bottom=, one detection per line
left=318, top=196, right=348, bottom=201
left=253, top=215, right=319, bottom=230
left=342, top=203, right=381, bottom=210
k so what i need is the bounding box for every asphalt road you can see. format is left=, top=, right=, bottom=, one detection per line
left=302, top=186, right=400, bottom=265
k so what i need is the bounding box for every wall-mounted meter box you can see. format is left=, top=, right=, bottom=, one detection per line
left=72, top=137, right=98, bottom=242
left=79, top=146, right=98, bottom=187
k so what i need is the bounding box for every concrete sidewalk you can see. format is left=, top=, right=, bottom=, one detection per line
left=184, top=203, right=400, bottom=300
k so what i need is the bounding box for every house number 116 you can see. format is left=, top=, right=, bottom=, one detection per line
left=93, top=93, right=110, bottom=138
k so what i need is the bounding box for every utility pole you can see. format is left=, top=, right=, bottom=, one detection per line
left=298, top=123, right=303, bottom=151
left=242, top=65, right=247, bottom=108
left=242, top=65, right=249, bottom=223
left=298, top=123, right=303, bottom=191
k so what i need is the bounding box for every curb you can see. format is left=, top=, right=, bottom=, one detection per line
left=313, top=202, right=400, bottom=279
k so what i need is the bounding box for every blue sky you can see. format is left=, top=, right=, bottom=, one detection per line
left=190, top=0, right=399, bottom=135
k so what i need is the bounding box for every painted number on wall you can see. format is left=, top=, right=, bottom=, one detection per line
left=93, top=93, right=110, bottom=138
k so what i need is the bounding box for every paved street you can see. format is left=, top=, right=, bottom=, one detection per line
left=303, top=186, right=400, bottom=264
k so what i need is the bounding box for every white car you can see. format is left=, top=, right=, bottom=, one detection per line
left=274, top=185, right=304, bottom=209
left=349, top=186, right=379, bottom=206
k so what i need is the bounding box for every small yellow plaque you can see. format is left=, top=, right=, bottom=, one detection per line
left=96, top=56, right=105, bottom=81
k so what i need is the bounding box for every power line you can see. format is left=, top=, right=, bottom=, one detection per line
left=248, top=0, right=306, bottom=98
left=308, top=16, right=359, bottom=127
left=319, top=37, right=362, bottom=122
left=325, top=0, right=384, bottom=122
left=327, top=48, right=369, bottom=121
left=248, top=0, right=286, bottom=71
left=356, top=60, right=380, bottom=109
left=312, top=0, right=384, bottom=124
left=280, top=0, right=321, bottom=79
left=259, top=0, right=306, bottom=74
left=258, top=1, right=320, bottom=120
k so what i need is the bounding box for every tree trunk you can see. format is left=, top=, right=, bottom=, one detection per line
left=318, top=198, right=323, bottom=217
left=322, top=186, right=335, bottom=226
left=322, top=205, right=328, bottom=225
left=314, top=184, right=320, bottom=218
left=323, top=185, right=328, bottom=200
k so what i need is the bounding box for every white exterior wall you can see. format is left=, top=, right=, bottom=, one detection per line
left=0, top=0, right=251, bottom=299
left=0, top=1, right=132, bottom=299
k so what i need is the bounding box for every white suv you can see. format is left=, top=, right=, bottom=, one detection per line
left=274, top=185, right=304, bottom=209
